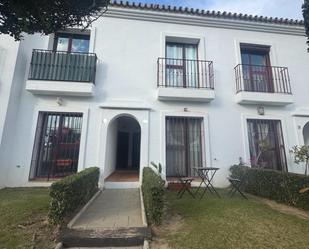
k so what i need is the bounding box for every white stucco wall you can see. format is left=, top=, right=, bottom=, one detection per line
left=0, top=35, right=21, bottom=188
left=0, top=7, right=309, bottom=187
left=104, top=118, right=118, bottom=178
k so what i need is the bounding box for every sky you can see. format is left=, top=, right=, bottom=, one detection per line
left=133, top=0, right=304, bottom=20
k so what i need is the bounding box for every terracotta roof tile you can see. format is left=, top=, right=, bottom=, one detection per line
left=110, top=0, right=304, bottom=26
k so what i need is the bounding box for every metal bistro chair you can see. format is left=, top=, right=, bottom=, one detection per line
left=175, top=168, right=195, bottom=199
left=227, top=176, right=247, bottom=199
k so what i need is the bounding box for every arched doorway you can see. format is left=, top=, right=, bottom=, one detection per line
left=303, top=122, right=309, bottom=146
left=105, top=115, right=141, bottom=182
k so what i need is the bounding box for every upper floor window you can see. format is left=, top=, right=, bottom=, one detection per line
left=165, top=42, right=199, bottom=87
left=241, top=44, right=270, bottom=66
left=53, top=33, right=90, bottom=53
left=240, top=44, right=273, bottom=92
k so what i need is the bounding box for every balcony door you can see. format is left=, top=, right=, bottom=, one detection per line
left=241, top=44, right=273, bottom=92
left=166, top=117, right=204, bottom=177
left=165, top=43, right=198, bottom=88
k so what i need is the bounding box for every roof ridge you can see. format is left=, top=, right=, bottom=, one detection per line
left=110, top=0, right=304, bottom=26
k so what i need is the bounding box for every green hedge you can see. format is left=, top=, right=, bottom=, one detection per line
left=230, top=165, right=309, bottom=210
left=49, top=167, right=100, bottom=224
left=142, top=167, right=165, bottom=225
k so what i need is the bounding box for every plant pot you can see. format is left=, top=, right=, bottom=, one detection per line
left=168, top=182, right=191, bottom=191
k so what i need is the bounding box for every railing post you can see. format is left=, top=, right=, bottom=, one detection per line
left=157, top=58, right=160, bottom=87
left=235, top=64, right=291, bottom=94
left=157, top=57, right=214, bottom=90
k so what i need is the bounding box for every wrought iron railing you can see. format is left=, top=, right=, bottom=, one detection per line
left=157, top=58, right=214, bottom=89
left=235, top=64, right=291, bottom=94
left=28, top=49, right=97, bottom=83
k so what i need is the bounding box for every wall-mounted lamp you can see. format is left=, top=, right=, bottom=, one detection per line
left=56, top=97, right=63, bottom=106
left=257, top=106, right=265, bottom=115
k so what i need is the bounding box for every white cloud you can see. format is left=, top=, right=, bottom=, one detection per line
left=139, top=0, right=304, bottom=20
left=183, top=0, right=304, bottom=20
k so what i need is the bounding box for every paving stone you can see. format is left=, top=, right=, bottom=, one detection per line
left=72, top=189, right=143, bottom=230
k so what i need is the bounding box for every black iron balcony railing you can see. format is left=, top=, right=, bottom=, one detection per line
left=157, top=58, right=214, bottom=89
left=235, top=64, right=292, bottom=94
left=28, top=49, right=97, bottom=83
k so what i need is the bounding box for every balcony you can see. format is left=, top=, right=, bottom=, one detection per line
left=157, top=58, right=215, bottom=102
left=26, top=49, right=97, bottom=96
left=234, top=64, right=293, bottom=106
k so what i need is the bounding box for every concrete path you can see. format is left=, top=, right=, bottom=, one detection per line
left=67, top=247, right=142, bottom=249
left=72, top=189, right=144, bottom=230
left=62, top=189, right=150, bottom=248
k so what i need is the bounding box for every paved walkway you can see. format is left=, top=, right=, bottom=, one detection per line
left=72, top=189, right=144, bottom=230
left=68, top=247, right=142, bottom=249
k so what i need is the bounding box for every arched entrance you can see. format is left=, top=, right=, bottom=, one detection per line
left=105, top=115, right=141, bottom=182
left=303, top=122, right=309, bottom=146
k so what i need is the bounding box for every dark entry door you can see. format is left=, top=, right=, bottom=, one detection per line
left=116, top=132, right=129, bottom=169
left=132, top=132, right=141, bottom=169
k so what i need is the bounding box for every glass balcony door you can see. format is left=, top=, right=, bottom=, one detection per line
left=241, top=45, right=273, bottom=92
left=165, top=43, right=199, bottom=88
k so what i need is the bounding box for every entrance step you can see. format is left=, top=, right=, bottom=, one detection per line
left=104, top=181, right=140, bottom=189
left=61, top=227, right=151, bottom=248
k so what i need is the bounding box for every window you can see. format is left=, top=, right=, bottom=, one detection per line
left=240, top=44, right=273, bottom=92
left=30, top=112, right=83, bottom=180
left=166, top=117, right=205, bottom=177
left=54, top=33, right=90, bottom=53
left=247, top=119, right=287, bottom=171
left=165, top=42, right=199, bottom=87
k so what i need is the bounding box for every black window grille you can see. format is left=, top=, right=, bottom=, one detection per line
left=29, top=112, right=83, bottom=180
left=247, top=119, right=287, bottom=171
left=166, top=116, right=205, bottom=177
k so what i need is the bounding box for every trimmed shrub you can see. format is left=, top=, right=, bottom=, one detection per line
left=142, top=167, right=165, bottom=225
left=230, top=165, right=309, bottom=210
left=49, top=167, right=100, bottom=224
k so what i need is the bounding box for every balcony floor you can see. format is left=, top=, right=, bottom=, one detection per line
left=157, top=87, right=215, bottom=102
left=235, top=91, right=294, bottom=106
left=26, top=80, right=94, bottom=97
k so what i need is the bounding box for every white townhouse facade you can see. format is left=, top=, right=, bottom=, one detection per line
left=0, top=1, right=309, bottom=188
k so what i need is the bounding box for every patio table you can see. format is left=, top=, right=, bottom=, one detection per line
left=194, top=167, right=221, bottom=199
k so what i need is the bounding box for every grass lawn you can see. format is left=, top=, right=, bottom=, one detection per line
left=158, top=189, right=309, bottom=249
left=0, top=188, right=56, bottom=249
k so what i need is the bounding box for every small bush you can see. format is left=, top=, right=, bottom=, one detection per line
left=142, top=167, right=165, bottom=225
left=49, top=167, right=100, bottom=224
left=230, top=165, right=309, bottom=210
